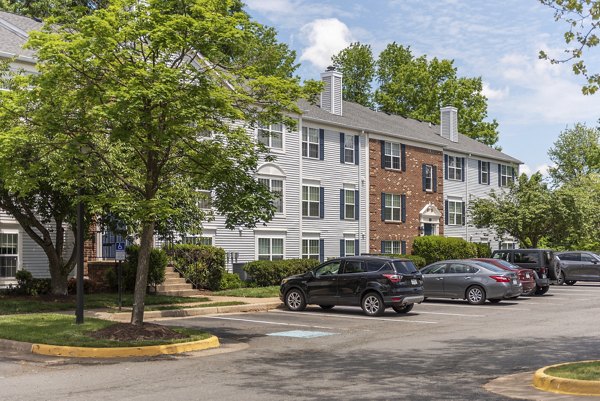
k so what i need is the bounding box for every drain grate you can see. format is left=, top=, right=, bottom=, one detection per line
left=267, top=330, right=336, bottom=338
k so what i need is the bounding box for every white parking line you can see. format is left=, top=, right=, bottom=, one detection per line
left=415, top=311, right=484, bottom=317
left=206, top=316, right=334, bottom=330
left=271, top=309, right=438, bottom=324
left=417, top=302, right=530, bottom=311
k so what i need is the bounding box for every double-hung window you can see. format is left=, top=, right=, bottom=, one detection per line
left=448, top=156, right=463, bottom=181
left=480, top=161, right=489, bottom=184
left=302, top=185, right=320, bottom=217
left=302, top=127, right=319, bottom=159
left=500, top=165, right=514, bottom=187
left=258, top=123, right=283, bottom=150
left=259, top=178, right=284, bottom=213
left=182, top=236, right=213, bottom=246
left=344, top=239, right=356, bottom=256
left=384, top=142, right=401, bottom=170
left=447, top=200, right=464, bottom=225
left=302, top=239, right=320, bottom=259
left=258, top=238, right=284, bottom=260
left=344, top=135, right=355, bottom=163
left=344, top=189, right=355, bottom=219
left=382, top=240, right=402, bottom=254
left=383, top=193, right=401, bottom=221
left=424, top=165, right=433, bottom=191
left=0, top=233, right=17, bottom=278
left=198, top=190, right=212, bottom=210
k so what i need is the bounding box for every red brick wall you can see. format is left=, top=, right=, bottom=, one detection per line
left=369, top=138, right=444, bottom=254
left=87, top=260, right=118, bottom=291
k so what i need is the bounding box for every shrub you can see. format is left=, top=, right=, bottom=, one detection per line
left=243, top=259, right=320, bottom=287
left=166, top=244, right=226, bottom=291
left=220, top=271, right=245, bottom=290
left=106, top=246, right=167, bottom=292
left=412, top=236, right=478, bottom=265
left=474, top=242, right=491, bottom=258
left=382, top=254, right=427, bottom=268
left=67, top=277, right=97, bottom=294
left=14, top=270, right=52, bottom=295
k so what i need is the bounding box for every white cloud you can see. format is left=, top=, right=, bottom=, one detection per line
left=482, top=82, right=509, bottom=100
left=244, top=0, right=297, bottom=14
left=299, top=18, right=354, bottom=70
left=520, top=163, right=552, bottom=178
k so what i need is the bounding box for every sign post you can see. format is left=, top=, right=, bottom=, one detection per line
left=115, top=242, right=126, bottom=311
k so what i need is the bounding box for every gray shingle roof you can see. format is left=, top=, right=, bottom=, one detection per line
left=0, top=11, right=42, bottom=60
left=299, top=99, right=522, bottom=164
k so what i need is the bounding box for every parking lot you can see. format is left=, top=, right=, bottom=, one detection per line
left=3, top=284, right=600, bottom=401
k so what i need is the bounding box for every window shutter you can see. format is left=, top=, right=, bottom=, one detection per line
left=444, top=154, right=449, bottom=179
left=354, top=190, right=359, bottom=220
left=380, top=140, right=386, bottom=169
left=462, top=202, right=466, bottom=226
left=461, top=158, right=465, bottom=182
left=339, top=189, right=345, bottom=220
left=339, top=132, right=345, bottom=163
left=320, top=187, right=325, bottom=218
left=401, top=144, right=406, bottom=171
left=487, top=162, right=491, bottom=184
left=319, top=239, right=325, bottom=262
left=433, top=166, right=438, bottom=192
left=354, top=135, right=359, bottom=165
left=498, top=164, right=501, bottom=186
left=355, top=239, right=359, bottom=256
left=340, top=239, right=345, bottom=257
left=445, top=199, right=449, bottom=225
left=401, top=194, right=406, bottom=223
left=381, top=192, right=386, bottom=221
left=422, top=164, right=427, bottom=191
left=401, top=241, right=407, bottom=255
left=319, top=129, right=325, bottom=160
left=478, top=160, right=482, bottom=184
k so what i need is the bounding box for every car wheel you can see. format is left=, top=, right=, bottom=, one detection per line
left=319, top=305, right=334, bottom=310
left=466, top=286, right=486, bottom=305
left=535, top=285, right=549, bottom=295
left=284, top=288, right=306, bottom=311
left=392, top=304, right=414, bottom=314
left=361, top=292, right=385, bottom=316
left=556, top=270, right=565, bottom=285
left=565, top=280, right=577, bottom=286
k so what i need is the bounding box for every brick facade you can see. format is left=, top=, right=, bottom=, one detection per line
left=369, top=138, right=444, bottom=254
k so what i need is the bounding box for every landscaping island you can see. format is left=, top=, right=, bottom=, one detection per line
left=533, top=361, right=600, bottom=396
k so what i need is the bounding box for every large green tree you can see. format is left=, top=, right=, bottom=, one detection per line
left=374, top=43, right=499, bottom=146
left=547, top=123, right=600, bottom=185
left=470, top=173, right=553, bottom=248
left=20, top=0, right=310, bottom=325
left=331, top=42, right=375, bottom=108
left=0, top=0, right=108, bottom=19
left=539, top=0, right=600, bottom=94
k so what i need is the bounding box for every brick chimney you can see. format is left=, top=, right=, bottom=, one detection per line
left=320, top=66, right=343, bottom=116
left=440, top=106, right=458, bottom=142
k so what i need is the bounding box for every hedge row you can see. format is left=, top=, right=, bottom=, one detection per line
left=412, top=236, right=490, bottom=266
left=165, top=244, right=226, bottom=291
left=243, top=259, right=321, bottom=287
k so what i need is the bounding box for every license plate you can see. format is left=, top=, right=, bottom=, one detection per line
left=525, top=273, right=530, bottom=279
left=411, top=279, right=418, bottom=285
left=512, top=279, right=517, bottom=285
left=542, top=274, right=546, bottom=279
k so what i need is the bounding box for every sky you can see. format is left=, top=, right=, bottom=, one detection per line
left=243, top=0, right=600, bottom=176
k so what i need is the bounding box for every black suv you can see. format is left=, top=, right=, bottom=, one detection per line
left=280, top=256, right=424, bottom=316
left=490, top=249, right=555, bottom=294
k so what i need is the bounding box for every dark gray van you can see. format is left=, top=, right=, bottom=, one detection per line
left=491, top=249, right=554, bottom=295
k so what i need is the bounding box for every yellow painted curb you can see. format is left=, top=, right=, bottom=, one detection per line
left=31, top=335, right=219, bottom=358
left=533, top=361, right=600, bottom=396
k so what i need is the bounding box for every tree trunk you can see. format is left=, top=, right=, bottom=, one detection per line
left=48, top=260, right=69, bottom=295
left=130, top=220, right=155, bottom=325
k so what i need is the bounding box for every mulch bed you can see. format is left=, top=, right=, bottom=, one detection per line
left=89, top=323, right=188, bottom=342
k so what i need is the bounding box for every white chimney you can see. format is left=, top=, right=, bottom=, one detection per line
left=440, top=106, right=458, bottom=142
left=320, top=66, right=343, bottom=116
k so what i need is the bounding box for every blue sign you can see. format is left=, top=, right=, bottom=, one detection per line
left=115, top=242, right=126, bottom=251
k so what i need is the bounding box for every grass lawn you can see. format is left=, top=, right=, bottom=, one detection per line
left=213, top=286, right=279, bottom=298
left=0, top=293, right=209, bottom=315
left=546, top=362, right=600, bottom=381
left=0, top=314, right=210, bottom=347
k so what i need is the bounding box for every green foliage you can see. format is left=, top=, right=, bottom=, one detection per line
left=381, top=254, right=427, bottom=268
left=106, top=246, right=167, bottom=292
left=548, top=123, right=600, bottom=186
left=470, top=173, right=553, bottom=248
left=67, top=277, right=97, bottom=295
left=167, top=244, right=226, bottom=291
left=374, top=43, right=499, bottom=146
left=412, top=236, right=478, bottom=265
left=14, top=270, right=52, bottom=296
left=220, top=271, right=245, bottom=290
left=539, top=0, right=600, bottom=94
left=332, top=42, right=375, bottom=107
left=473, top=243, right=492, bottom=258
left=243, top=259, right=320, bottom=287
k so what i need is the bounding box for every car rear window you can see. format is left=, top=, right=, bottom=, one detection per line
left=473, top=261, right=507, bottom=273
left=514, top=251, right=539, bottom=264
left=495, top=259, right=519, bottom=270
left=367, top=260, right=393, bottom=272
left=392, top=261, right=418, bottom=274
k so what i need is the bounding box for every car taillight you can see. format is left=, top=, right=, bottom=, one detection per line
left=490, top=275, right=511, bottom=283
left=383, top=274, right=403, bottom=283
left=540, top=267, right=547, bottom=274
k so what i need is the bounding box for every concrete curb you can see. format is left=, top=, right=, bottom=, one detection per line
left=30, top=335, right=220, bottom=358
left=533, top=361, right=600, bottom=396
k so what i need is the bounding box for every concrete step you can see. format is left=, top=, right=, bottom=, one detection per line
left=163, top=278, right=187, bottom=285
left=164, top=272, right=180, bottom=278
left=156, top=283, right=193, bottom=291
left=155, top=289, right=202, bottom=297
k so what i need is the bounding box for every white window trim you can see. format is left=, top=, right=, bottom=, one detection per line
left=256, top=236, right=285, bottom=261
left=425, top=164, right=434, bottom=192
left=500, top=165, right=514, bottom=187
left=382, top=240, right=402, bottom=254
left=302, top=184, right=321, bottom=218
left=181, top=235, right=214, bottom=246
left=257, top=123, right=285, bottom=153
left=302, top=126, right=320, bottom=159
left=480, top=161, right=489, bottom=184
left=344, top=134, right=355, bottom=164
left=302, top=237, right=320, bottom=260
left=0, top=231, right=19, bottom=278
left=447, top=200, right=464, bottom=226
left=258, top=176, right=285, bottom=216
left=344, top=238, right=356, bottom=256
left=343, top=188, right=355, bottom=220
left=384, top=142, right=401, bottom=170
left=384, top=193, right=402, bottom=222
left=448, top=156, right=463, bottom=181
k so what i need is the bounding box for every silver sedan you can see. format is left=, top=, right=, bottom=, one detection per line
left=420, top=260, right=522, bottom=304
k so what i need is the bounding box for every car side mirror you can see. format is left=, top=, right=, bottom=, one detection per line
left=306, top=270, right=315, bottom=278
